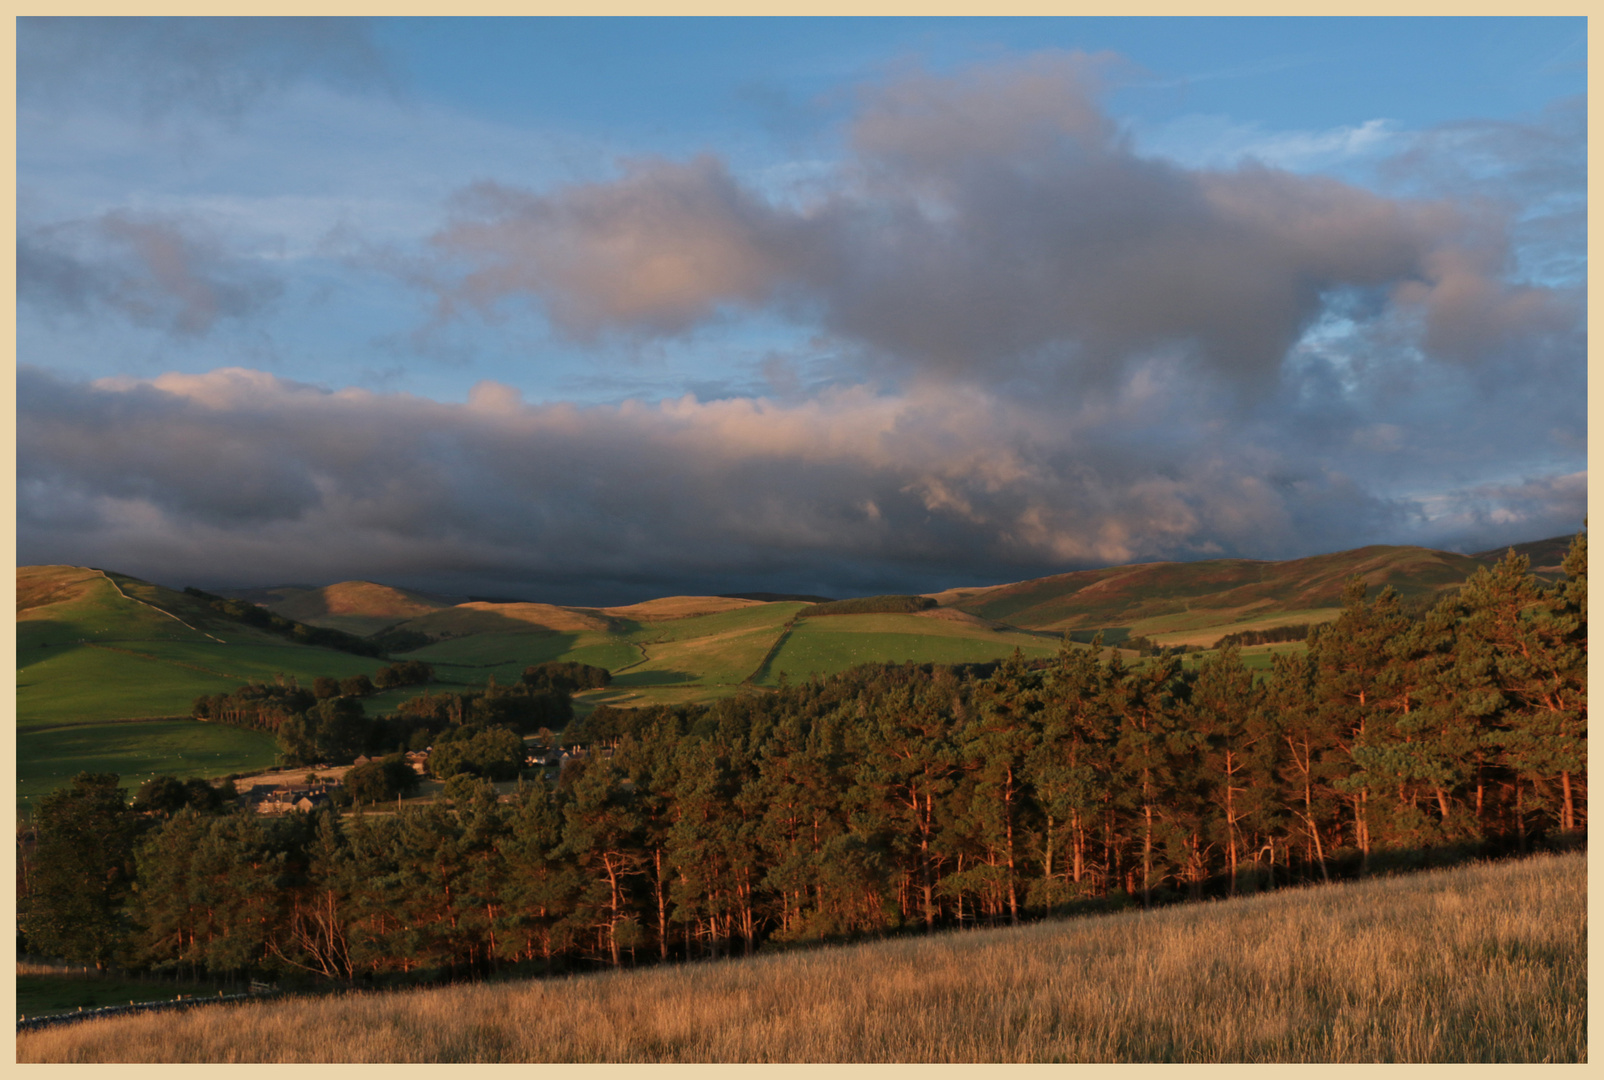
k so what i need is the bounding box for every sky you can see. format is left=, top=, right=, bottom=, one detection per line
left=15, top=16, right=1588, bottom=605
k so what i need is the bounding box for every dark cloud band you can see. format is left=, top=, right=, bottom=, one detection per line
left=17, top=366, right=1584, bottom=603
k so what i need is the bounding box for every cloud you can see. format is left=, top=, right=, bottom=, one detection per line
left=18, top=212, right=282, bottom=336
left=431, top=158, right=792, bottom=337
left=13, top=50, right=1583, bottom=600
left=420, top=52, right=1578, bottom=399
left=1379, top=95, right=1585, bottom=288
left=17, top=17, right=388, bottom=126
left=1136, top=114, right=1399, bottom=173
left=17, top=366, right=1583, bottom=603
left=847, top=51, right=1120, bottom=178
left=1412, top=472, right=1588, bottom=553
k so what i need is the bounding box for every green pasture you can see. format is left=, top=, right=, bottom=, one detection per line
left=17, top=645, right=237, bottom=728
left=401, top=630, right=642, bottom=676
left=609, top=603, right=800, bottom=688
left=297, top=612, right=404, bottom=637
left=1170, top=640, right=1309, bottom=676
left=390, top=606, right=803, bottom=703
left=791, top=612, right=1056, bottom=641
left=16, top=637, right=386, bottom=729
left=17, top=719, right=279, bottom=816
left=580, top=683, right=756, bottom=709
left=117, top=639, right=381, bottom=684
left=756, top=615, right=1061, bottom=685
left=1141, top=606, right=1342, bottom=645
left=615, top=624, right=789, bottom=688
left=1238, top=642, right=1308, bottom=670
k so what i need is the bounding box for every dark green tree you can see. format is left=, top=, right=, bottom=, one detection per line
left=21, top=773, right=140, bottom=969
left=345, top=756, right=420, bottom=804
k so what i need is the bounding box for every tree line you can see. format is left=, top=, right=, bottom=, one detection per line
left=17, top=543, right=1584, bottom=986
left=1214, top=623, right=1313, bottom=648
left=183, top=588, right=388, bottom=658
left=189, top=661, right=600, bottom=767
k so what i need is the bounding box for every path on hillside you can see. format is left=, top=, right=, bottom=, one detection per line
left=97, top=570, right=228, bottom=644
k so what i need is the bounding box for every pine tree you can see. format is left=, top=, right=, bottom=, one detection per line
left=1308, top=579, right=1412, bottom=865
left=854, top=675, right=963, bottom=931
left=1188, top=645, right=1268, bottom=894
left=1458, top=544, right=1588, bottom=833
left=1104, top=654, right=1189, bottom=906
left=560, top=757, right=646, bottom=966
left=961, top=652, right=1042, bottom=924
left=1266, top=650, right=1334, bottom=882
left=501, top=782, right=580, bottom=970
left=21, top=773, right=139, bottom=969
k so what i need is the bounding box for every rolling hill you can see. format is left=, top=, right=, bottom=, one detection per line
left=16, top=566, right=393, bottom=813
left=16, top=533, right=1576, bottom=808
left=926, top=538, right=1575, bottom=647
left=220, top=581, right=452, bottom=636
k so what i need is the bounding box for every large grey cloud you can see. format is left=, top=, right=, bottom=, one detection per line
left=17, top=366, right=1584, bottom=604
left=426, top=52, right=1580, bottom=396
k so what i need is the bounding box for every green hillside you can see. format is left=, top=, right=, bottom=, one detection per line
left=754, top=611, right=1062, bottom=685
left=16, top=566, right=389, bottom=813
left=18, top=567, right=384, bottom=727
left=395, top=603, right=808, bottom=708
left=18, top=720, right=277, bottom=813
left=221, top=580, right=453, bottom=636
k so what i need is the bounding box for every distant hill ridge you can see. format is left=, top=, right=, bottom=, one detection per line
left=925, top=535, right=1578, bottom=641
left=21, top=533, right=1576, bottom=649
left=1471, top=534, right=1576, bottom=572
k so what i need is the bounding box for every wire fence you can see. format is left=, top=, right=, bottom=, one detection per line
left=18, top=985, right=281, bottom=1032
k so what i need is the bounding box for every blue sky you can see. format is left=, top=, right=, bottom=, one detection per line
left=17, top=17, right=1587, bottom=603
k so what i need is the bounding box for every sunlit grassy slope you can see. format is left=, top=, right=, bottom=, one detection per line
left=221, top=580, right=449, bottom=636
left=16, top=567, right=381, bottom=810
left=930, top=543, right=1514, bottom=640
left=393, top=605, right=809, bottom=706
left=755, top=612, right=1062, bottom=686
left=18, top=852, right=1583, bottom=1063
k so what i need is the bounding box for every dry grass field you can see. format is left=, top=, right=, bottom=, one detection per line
left=17, top=851, right=1584, bottom=1063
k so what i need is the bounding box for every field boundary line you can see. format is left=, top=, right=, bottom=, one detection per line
left=742, top=616, right=800, bottom=685
left=611, top=639, right=652, bottom=674
left=96, top=570, right=228, bottom=644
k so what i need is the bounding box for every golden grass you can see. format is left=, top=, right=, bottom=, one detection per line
left=600, top=596, right=766, bottom=621
left=307, top=582, right=444, bottom=619
left=16, top=565, right=107, bottom=616
left=17, top=852, right=1583, bottom=1063
left=400, top=602, right=609, bottom=636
